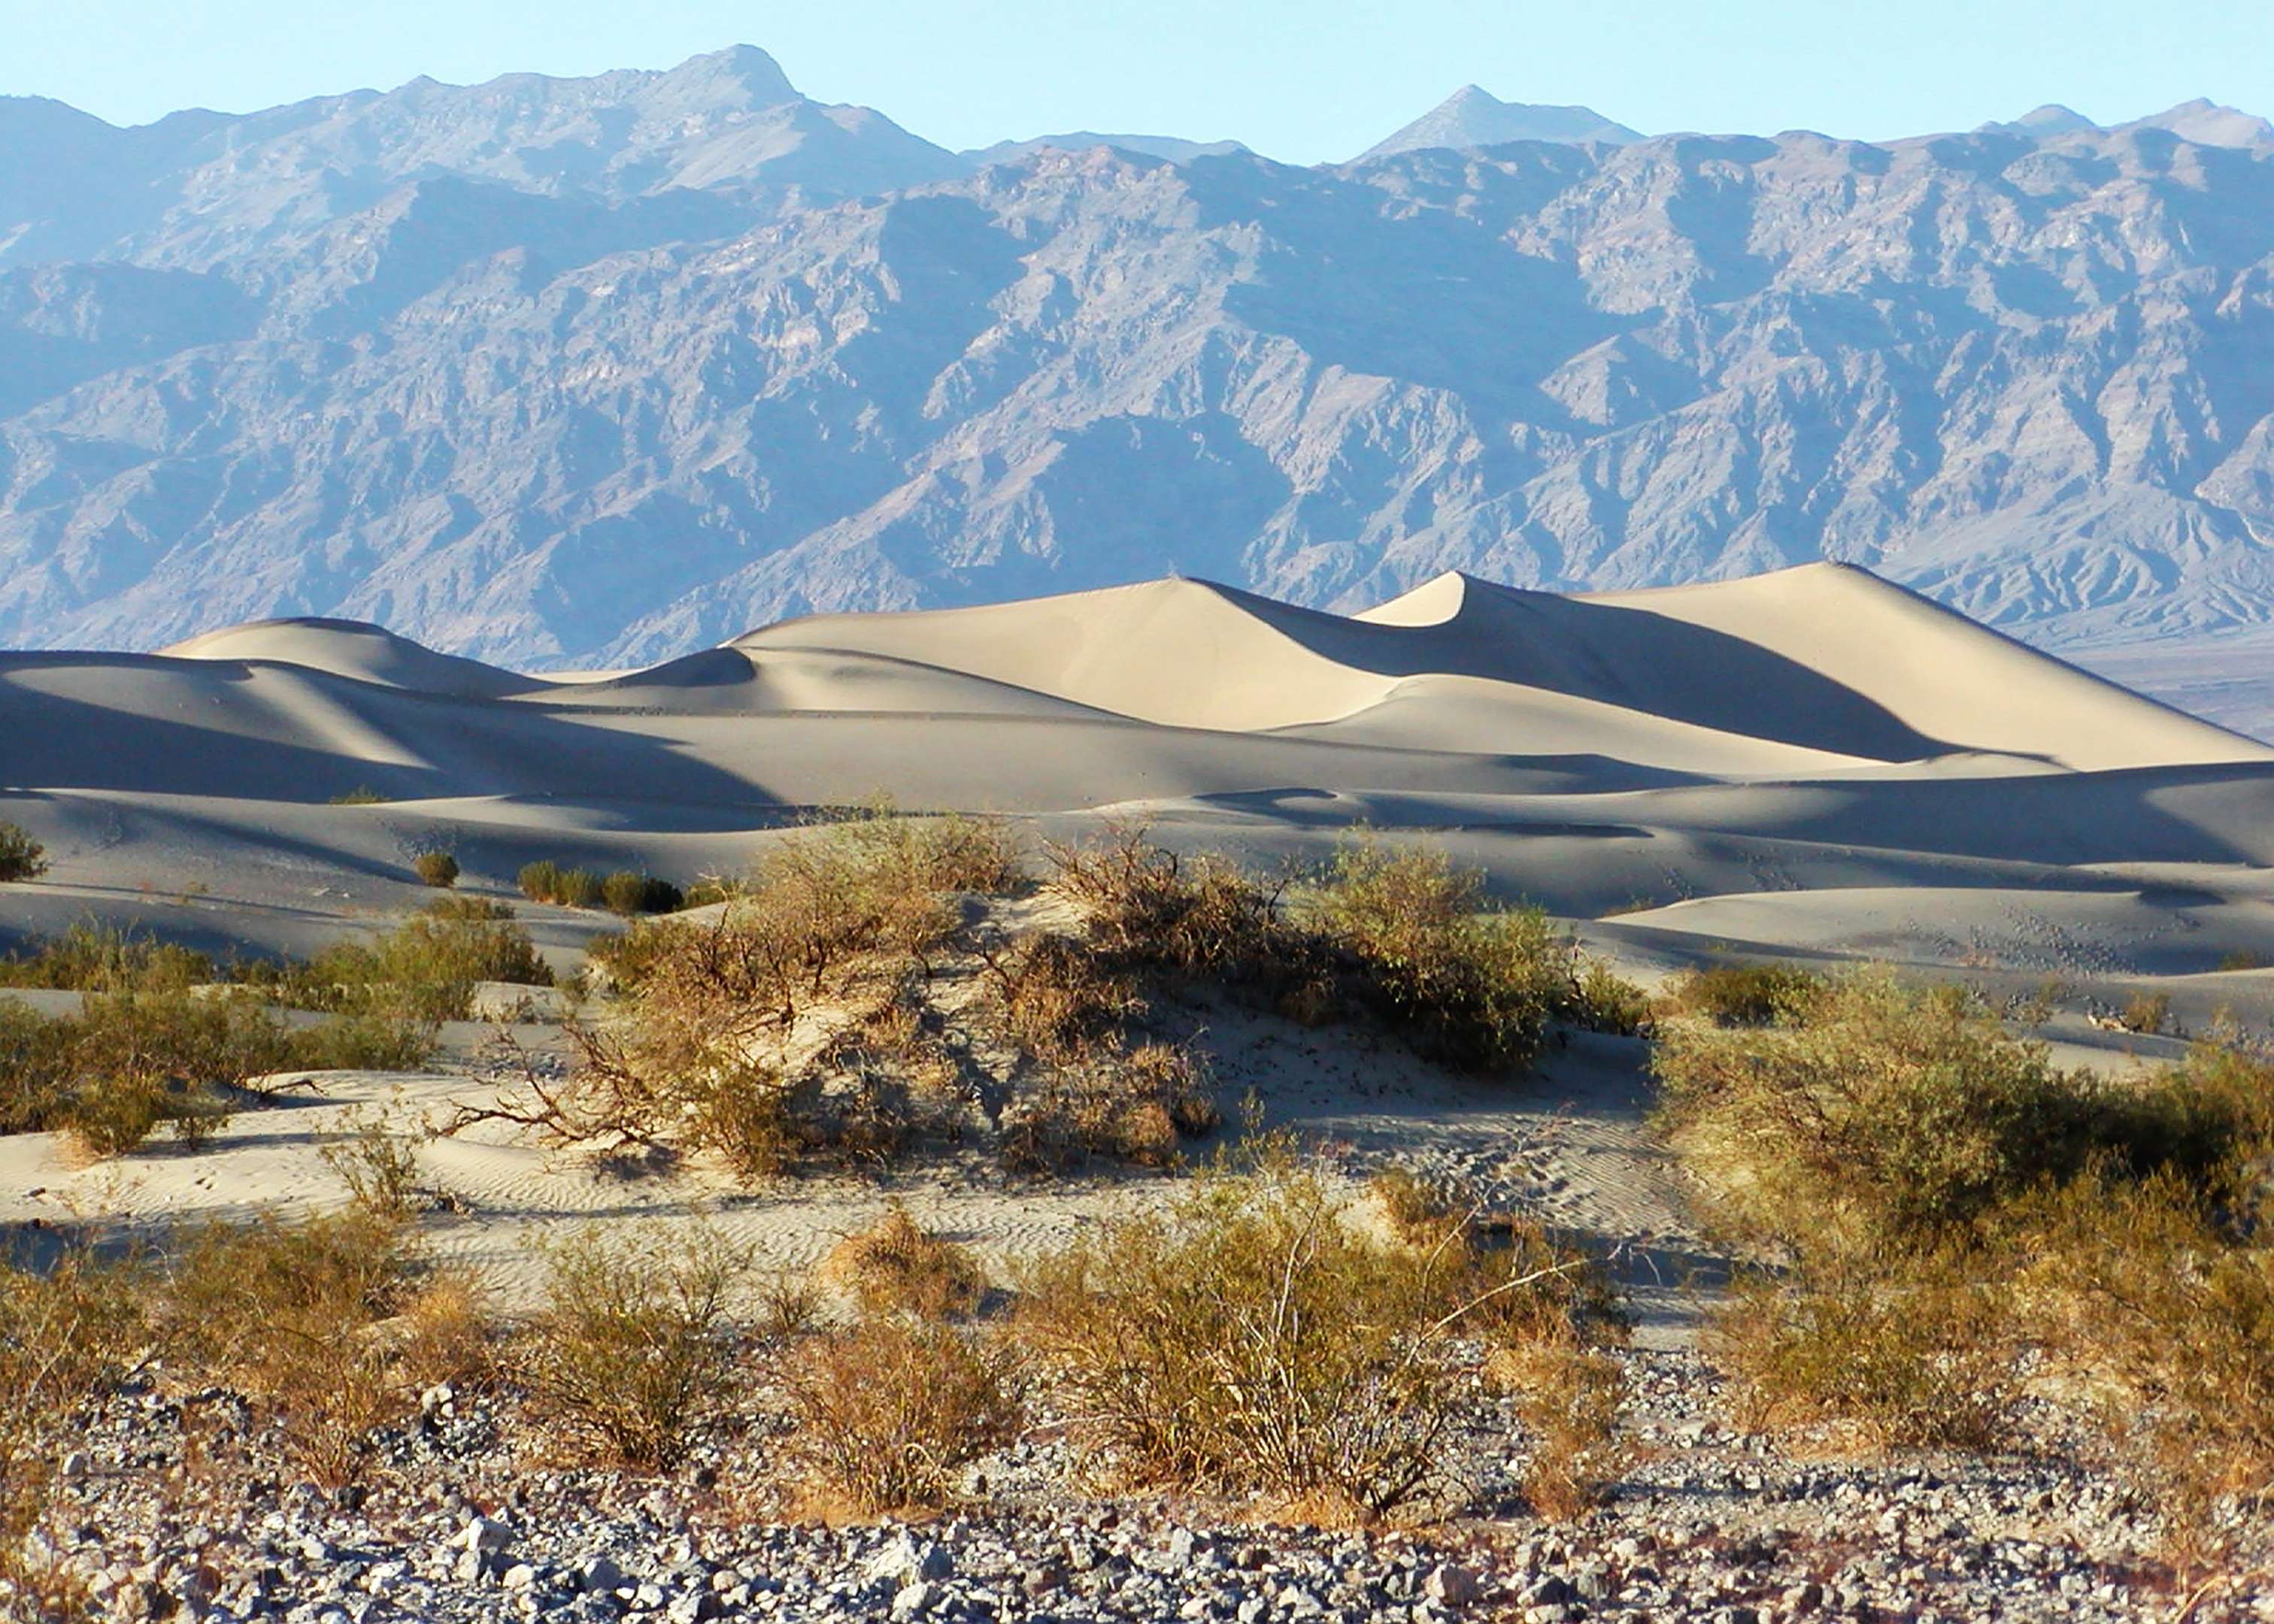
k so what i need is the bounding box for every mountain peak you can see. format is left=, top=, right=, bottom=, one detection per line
left=1980, top=102, right=2100, bottom=135
left=1355, top=86, right=1643, bottom=162
left=2120, top=98, right=2274, bottom=147
left=652, top=44, right=799, bottom=109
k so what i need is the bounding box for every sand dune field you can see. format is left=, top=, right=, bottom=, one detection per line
left=3, top=561, right=2271, bottom=1323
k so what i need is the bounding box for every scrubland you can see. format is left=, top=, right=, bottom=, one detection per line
left=1, top=814, right=2269, bottom=1621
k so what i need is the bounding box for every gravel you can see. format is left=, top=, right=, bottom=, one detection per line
left=15, top=1348, right=2269, bottom=1624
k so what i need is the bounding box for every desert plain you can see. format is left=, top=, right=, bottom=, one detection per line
left=2, top=562, right=2271, bottom=1622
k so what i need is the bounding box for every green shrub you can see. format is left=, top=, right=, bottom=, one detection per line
left=1661, top=962, right=1825, bottom=1027
left=519, top=860, right=617, bottom=909
left=0, top=922, right=213, bottom=991
left=555, top=868, right=605, bottom=908
left=1564, top=957, right=1653, bottom=1036
left=1486, top=1335, right=1630, bottom=1520
left=0, top=823, right=47, bottom=883
left=161, top=1207, right=429, bottom=1486
left=2027, top=1169, right=2274, bottom=1517
left=2118, top=990, right=2171, bottom=1035
left=295, top=897, right=552, bottom=1022
left=1046, top=827, right=1584, bottom=1074
left=602, top=871, right=683, bottom=916
left=1311, top=838, right=1568, bottom=1071
left=1709, top=1247, right=2017, bottom=1450
left=1652, top=971, right=2113, bottom=1249
left=0, top=986, right=433, bottom=1151
left=1659, top=971, right=2274, bottom=1521
left=327, top=787, right=389, bottom=805
left=0, top=1246, right=144, bottom=1594
left=521, top=1228, right=744, bottom=1471
left=411, top=851, right=460, bottom=889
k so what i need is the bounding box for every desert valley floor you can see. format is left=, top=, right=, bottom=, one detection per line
left=2, top=563, right=2272, bottom=1622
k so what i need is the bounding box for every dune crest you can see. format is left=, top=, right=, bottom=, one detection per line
left=160, top=617, right=538, bottom=700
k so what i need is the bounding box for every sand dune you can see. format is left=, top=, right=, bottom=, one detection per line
left=159, top=617, right=541, bottom=700
left=0, top=562, right=2268, bottom=987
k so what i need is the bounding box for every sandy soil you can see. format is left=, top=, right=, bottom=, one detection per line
left=4, top=562, right=2271, bottom=1334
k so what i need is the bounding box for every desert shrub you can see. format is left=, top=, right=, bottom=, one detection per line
left=1310, top=838, right=1573, bottom=1071
left=0, top=1003, right=73, bottom=1136
left=0, top=1247, right=144, bottom=1604
left=520, top=1228, right=744, bottom=1470
left=2118, top=990, right=2171, bottom=1035
left=0, top=823, right=49, bottom=883
left=2026, top=1169, right=2274, bottom=1519
left=285, top=1010, right=438, bottom=1072
left=602, top=871, right=684, bottom=916
left=519, top=861, right=608, bottom=908
left=1660, top=962, right=1825, bottom=1027
left=789, top=802, right=1023, bottom=898
left=788, top=1316, right=1018, bottom=1515
left=978, top=931, right=1221, bottom=1170
left=484, top=817, right=1020, bottom=1176
left=0, top=923, right=214, bottom=992
left=982, top=932, right=1142, bottom=1065
left=411, top=851, right=460, bottom=889
left=1565, top=958, right=1653, bottom=1036
left=1652, top=971, right=2115, bottom=1250
left=2216, top=950, right=2264, bottom=972
left=998, top=1031, right=1221, bottom=1172
left=1013, top=1145, right=1600, bottom=1517
left=1046, top=827, right=1587, bottom=1075
left=45, top=991, right=286, bottom=1153
left=553, top=867, right=605, bottom=907
left=1662, top=975, right=2274, bottom=1507
left=1708, top=1248, right=2017, bottom=1451
left=160, top=1208, right=425, bottom=1484
left=327, top=786, right=388, bottom=805
left=1487, top=1336, right=1630, bottom=1519
left=0, top=987, right=432, bottom=1149
left=583, top=918, right=690, bottom=991
left=1045, top=827, right=1297, bottom=981
left=320, top=1109, right=427, bottom=1223
left=820, top=1206, right=987, bottom=1321
left=296, top=896, right=553, bottom=1022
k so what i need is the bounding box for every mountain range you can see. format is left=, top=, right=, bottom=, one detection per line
left=3, top=46, right=2273, bottom=733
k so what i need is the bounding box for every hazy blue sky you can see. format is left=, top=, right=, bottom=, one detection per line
left=5, top=0, right=2268, bottom=162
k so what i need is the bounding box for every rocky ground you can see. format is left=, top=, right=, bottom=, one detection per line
left=25, top=1347, right=2268, bottom=1624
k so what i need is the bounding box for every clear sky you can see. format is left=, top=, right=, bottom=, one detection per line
left=3, top=0, right=2268, bottom=163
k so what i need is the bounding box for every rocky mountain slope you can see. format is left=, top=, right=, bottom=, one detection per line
left=2, top=49, right=2272, bottom=733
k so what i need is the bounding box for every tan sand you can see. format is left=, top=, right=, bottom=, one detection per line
left=5, top=562, right=2272, bottom=1335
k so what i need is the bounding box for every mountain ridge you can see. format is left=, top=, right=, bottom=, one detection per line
left=3, top=49, right=2274, bottom=738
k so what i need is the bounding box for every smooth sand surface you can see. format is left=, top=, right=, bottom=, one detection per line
left=6, top=562, right=2272, bottom=1326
